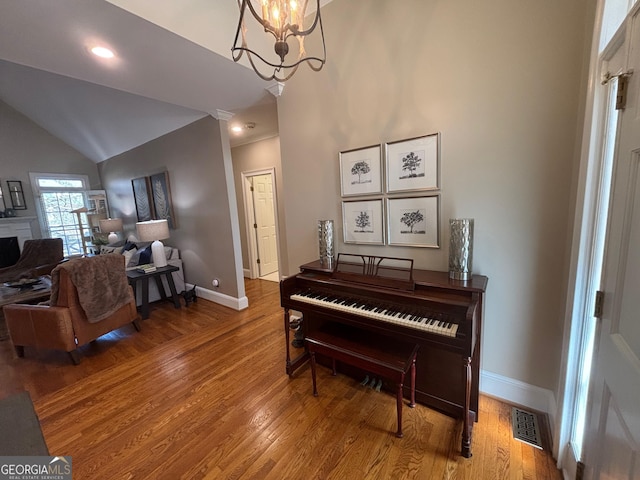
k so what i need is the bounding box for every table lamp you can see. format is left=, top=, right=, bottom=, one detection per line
left=99, top=218, right=123, bottom=244
left=136, top=219, right=170, bottom=267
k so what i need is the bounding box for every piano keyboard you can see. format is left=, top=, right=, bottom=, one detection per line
left=291, top=290, right=459, bottom=338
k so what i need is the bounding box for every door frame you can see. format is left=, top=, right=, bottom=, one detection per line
left=554, top=0, right=609, bottom=473
left=555, top=1, right=635, bottom=476
left=582, top=4, right=640, bottom=476
left=241, top=168, right=281, bottom=279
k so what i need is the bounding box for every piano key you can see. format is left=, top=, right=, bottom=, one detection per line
left=290, top=291, right=459, bottom=338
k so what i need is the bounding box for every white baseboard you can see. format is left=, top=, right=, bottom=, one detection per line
left=243, top=268, right=251, bottom=278
left=187, top=283, right=249, bottom=311
left=480, top=369, right=557, bottom=434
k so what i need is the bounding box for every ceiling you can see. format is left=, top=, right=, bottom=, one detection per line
left=0, top=0, right=293, bottom=162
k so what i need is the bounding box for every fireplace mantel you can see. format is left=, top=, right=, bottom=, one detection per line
left=0, top=216, right=36, bottom=250
left=0, top=216, right=37, bottom=223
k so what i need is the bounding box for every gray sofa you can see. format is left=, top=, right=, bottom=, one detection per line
left=101, top=243, right=186, bottom=306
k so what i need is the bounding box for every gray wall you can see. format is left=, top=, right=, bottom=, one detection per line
left=0, top=100, right=100, bottom=235
left=98, top=116, right=242, bottom=298
left=276, top=0, right=596, bottom=394
left=231, top=136, right=289, bottom=274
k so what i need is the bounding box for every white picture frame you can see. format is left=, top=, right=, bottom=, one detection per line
left=386, top=195, right=440, bottom=248
left=342, top=198, right=385, bottom=245
left=385, top=133, right=440, bottom=193
left=340, top=144, right=382, bottom=197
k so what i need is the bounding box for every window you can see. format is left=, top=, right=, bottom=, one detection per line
left=570, top=79, right=619, bottom=462
left=29, top=173, right=108, bottom=256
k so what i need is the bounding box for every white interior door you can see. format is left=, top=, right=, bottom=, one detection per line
left=252, top=173, right=279, bottom=277
left=583, top=9, right=640, bottom=479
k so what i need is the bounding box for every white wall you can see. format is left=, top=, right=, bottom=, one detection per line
left=0, top=100, right=100, bottom=236
left=98, top=116, right=244, bottom=301
left=231, top=136, right=289, bottom=275
left=276, top=0, right=596, bottom=396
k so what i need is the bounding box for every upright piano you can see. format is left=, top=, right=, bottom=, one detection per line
left=280, top=254, right=488, bottom=458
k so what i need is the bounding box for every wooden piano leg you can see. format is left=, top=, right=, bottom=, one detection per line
left=284, top=308, right=292, bottom=375
left=310, top=351, right=318, bottom=397
left=461, top=356, right=473, bottom=458
left=409, top=356, right=416, bottom=408
left=396, top=374, right=405, bottom=438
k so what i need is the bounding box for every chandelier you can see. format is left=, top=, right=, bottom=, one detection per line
left=232, top=0, right=326, bottom=82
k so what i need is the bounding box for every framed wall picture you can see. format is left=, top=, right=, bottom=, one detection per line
left=385, top=133, right=440, bottom=193
left=340, top=144, right=382, bottom=197
left=386, top=195, right=440, bottom=248
left=132, top=176, right=155, bottom=222
left=7, top=180, right=26, bottom=210
left=342, top=198, right=385, bottom=245
left=150, top=171, right=177, bottom=229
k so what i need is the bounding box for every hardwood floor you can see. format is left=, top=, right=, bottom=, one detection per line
left=0, top=279, right=562, bottom=479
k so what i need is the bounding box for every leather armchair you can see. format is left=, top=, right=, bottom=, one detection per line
left=3, top=255, right=140, bottom=364
left=0, top=238, right=64, bottom=283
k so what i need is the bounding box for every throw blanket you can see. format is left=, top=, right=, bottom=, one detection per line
left=50, top=255, right=133, bottom=323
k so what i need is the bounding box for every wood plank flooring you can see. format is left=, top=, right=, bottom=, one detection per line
left=0, top=278, right=562, bottom=479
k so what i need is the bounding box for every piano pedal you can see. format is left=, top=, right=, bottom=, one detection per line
left=360, top=375, right=370, bottom=386
left=368, top=377, right=378, bottom=389
left=375, top=379, right=382, bottom=392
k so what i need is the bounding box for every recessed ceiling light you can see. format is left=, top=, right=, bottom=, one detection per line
left=231, top=126, right=243, bottom=133
left=91, top=46, right=115, bottom=58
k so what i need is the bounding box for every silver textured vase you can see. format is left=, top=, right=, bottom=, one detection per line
left=449, top=219, right=474, bottom=280
left=318, top=220, right=335, bottom=267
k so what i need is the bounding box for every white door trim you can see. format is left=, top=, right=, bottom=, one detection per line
left=241, top=168, right=280, bottom=279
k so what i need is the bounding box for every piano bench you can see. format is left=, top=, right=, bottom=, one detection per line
left=305, top=325, right=419, bottom=438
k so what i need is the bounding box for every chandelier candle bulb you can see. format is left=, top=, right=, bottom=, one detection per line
left=449, top=219, right=474, bottom=281
left=232, top=0, right=326, bottom=82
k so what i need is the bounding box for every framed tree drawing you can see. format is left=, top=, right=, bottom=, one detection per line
left=340, top=144, right=382, bottom=197
left=386, top=195, right=440, bottom=248
left=385, top=133, right=440, bottom=193
left=132, top=176, right=154, bottom=222
left=150, top=171, right=177, bottom=229
left=342, top=199, right=385, bottom=245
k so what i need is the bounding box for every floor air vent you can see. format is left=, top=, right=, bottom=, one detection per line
left=511, top=407, right=544, bottom=449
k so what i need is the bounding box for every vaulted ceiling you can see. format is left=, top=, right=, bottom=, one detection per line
left=0, top=0, right=295, bottom=162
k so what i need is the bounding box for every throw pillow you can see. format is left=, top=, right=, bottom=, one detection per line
left=100, top=245, right=120, bottom=255
left=123, top=248, right=136, bottom=268
left=120, top=241, right=137, bottom=254
left=138, top=245, right=153, bottom=265
left=126, top=245, right=153, bottom=267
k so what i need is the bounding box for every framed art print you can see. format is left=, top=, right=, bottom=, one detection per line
left=386, top=195, right=440, bottom=248
left=385, top=133, right=440, bottom=193
left=340, top=144, right=382, bottom=197
left=132, top=176, right=155, bottom=222
left=150, top=171, right=177, bottom=229
left=342, top=198, right=385, bottom=245
left=6, top=181, right=26, bottom=210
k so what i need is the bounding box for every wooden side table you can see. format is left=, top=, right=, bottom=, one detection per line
left=126, top=265, right=181, bottom=319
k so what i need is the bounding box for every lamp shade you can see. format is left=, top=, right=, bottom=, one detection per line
left=136, top=219, right=169, bottom=242
left=99, top=218, right=123, bottom=233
